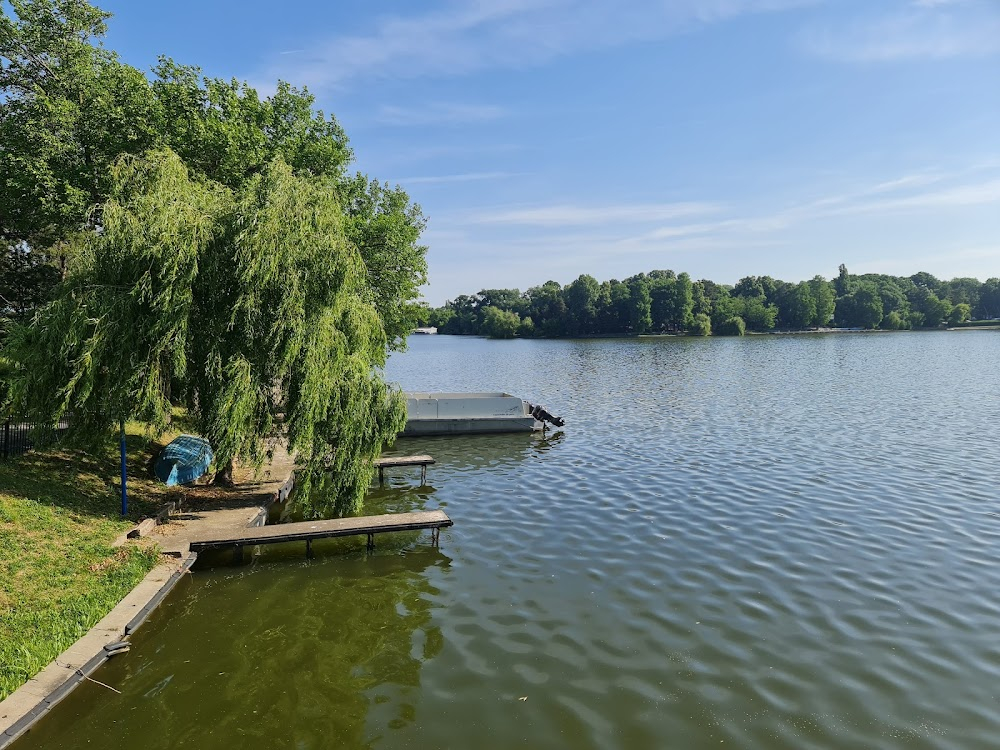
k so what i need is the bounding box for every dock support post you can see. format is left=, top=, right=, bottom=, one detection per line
left=233, top=545, right=244, bottom=564
left=421, top=464, right=427, bottom=484
left=306, top=539, right=312, bottom=559
left=366, top=533, right=374, bottom=552
left=378, top=466, right=385, bottom=484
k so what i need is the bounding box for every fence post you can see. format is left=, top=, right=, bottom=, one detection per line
left=3, top=417, right=9, bottom=460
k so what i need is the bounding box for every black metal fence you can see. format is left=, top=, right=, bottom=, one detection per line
left=1, top=416, right=35, bottom=460
left=0, top=416, right=68, bottom=460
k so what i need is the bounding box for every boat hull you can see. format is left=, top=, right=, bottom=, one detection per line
left=402, top=392, right=541, bottom=436
left=401, top=416, right=539, bottom=437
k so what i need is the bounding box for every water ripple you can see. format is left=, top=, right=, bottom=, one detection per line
left=17, top=332, right=1000, bottom=750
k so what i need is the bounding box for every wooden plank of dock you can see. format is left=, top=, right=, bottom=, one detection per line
left=187, top=509, right=452, bottom=555
left=374, top=454, right=435, bottom=483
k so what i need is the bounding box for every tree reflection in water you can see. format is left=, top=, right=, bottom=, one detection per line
left=14, top=549, right=451, bottom=750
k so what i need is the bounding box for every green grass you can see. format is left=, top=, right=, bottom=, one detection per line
left=0, top=425, right=182, bottom=700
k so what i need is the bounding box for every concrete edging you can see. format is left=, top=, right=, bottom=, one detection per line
left=1, top=452, right=297, bottom=746
left=0, top=552, right=198, bottom=748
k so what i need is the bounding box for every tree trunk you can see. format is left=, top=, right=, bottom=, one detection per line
left=215, top=458, right=236, bottom=486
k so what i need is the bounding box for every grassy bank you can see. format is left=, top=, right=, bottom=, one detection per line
left=0, top=426, right=180, bottom=700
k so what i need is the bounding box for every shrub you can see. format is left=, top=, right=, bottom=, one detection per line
left=716, top=316, right=746, bottom=336
left=690, top=313, right=712, bottom=336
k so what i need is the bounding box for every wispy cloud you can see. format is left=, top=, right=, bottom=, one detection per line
left=852, top=244, right=1000, bottom=277
left=376, top=102, right=507, bottom=126
left=468, top=201, right=722, bottom=226
left=439, top=162, right=1000, bottom=249
left=420, top=164, right=1000, bottom=300
left=619, top=168, right=1000, bottom=247
left=799, top=0, right=1000, bottom=61
left=384, top=143, right=524, bottom=165
left=398, top=171, right=523, bottom=185
left=252, top=0, right=812, bottom=91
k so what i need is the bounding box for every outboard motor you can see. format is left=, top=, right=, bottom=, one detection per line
left=529, top=403, right=566, bottom=428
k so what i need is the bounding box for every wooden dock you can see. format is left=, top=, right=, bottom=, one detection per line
left=188, top=509, right=452, bottom=557
left=374, top=454, right=435, bottom=483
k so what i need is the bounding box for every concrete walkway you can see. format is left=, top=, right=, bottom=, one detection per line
left=151, top=441, right=297, bottom=555
left=0, top=443, right=298, bottom=747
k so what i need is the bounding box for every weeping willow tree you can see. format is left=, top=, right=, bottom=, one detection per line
left=187, top=154, right=406, bottom=514
left=5, top=151, right=223, bottom=434
left=5, top=149, right=405, bottom=515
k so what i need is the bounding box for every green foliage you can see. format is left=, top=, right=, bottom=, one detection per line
left=5, top=151, right=405, bottom=515
left=481, top=306, right=520, bottom=338
left=517, top=315, right=535, bottom=337
left=434, top=265, right=995, bottom=338
left=809, top=276, right=836, bottom=326
left=690, top=313, right=712, bottom=336
left=738, top=296, right=778, bottom=331
left=0, top=244, right=60, bottom=323
left=913, top=288, right=951, bottom=327
left=881, top=311, right=910, bottom=330
left=629, top=277, right=652, bottom=334
left=339, top=174, right=428, bottom=348
left=975, top=279, right=1000, bottom=319
left=948, top=303, right=971, bottom=325
left=733, top=276, right=766, bottom=299
left=526, top=282, right=568, bottom=337
left=835, top=264, right=852, bottom=297
left=716, top=316, right=746, bottom=336
left=477, top=288, right=526, bottom=316
left=692, top=281, right=712, bottom=318
left=2, top=1, right=427, bottom=514
left=200, top=157, right=406, bottom=514
left=1, top=1, right=426, bottom=356
left=152, top=60, right=352, bottom=188
left=836, top=282, right=883, bottom=329
left=0, top=356, right=12, bottom=409
left=781, top=282, right=816, bottom=329
left=0, top=0, right=162, bottom=251
left=5, top=150, right=223, bottom=434
left=649, top=271, right=694, bottom=331
left=428, top=306, right=455, bottom=330
left=564, top=274, right=600, bottom=334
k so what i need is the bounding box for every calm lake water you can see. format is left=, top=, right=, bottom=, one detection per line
left=18, top=332, right=1000, bottom=749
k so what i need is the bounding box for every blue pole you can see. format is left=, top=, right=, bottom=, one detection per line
left=120, top=418, right=128, bottom=516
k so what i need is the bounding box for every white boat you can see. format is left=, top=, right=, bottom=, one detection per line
left=401, top=392, right=563, bottom=436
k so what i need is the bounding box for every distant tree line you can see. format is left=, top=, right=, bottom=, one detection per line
left=418, top=266, right=1000, bottom=338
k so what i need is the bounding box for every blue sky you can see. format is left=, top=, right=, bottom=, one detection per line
left=99, top=0, right=999, bottom=304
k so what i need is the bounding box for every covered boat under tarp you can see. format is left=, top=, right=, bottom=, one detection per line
left=154, top=434, right=213, bottom=486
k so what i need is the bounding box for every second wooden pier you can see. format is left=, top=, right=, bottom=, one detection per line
left=188, top=509, right=453, bottom=558
left=374, top=454, right=435, bottom=484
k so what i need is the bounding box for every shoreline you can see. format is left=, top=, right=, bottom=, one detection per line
left=431, top=326, right=998, bottom=341
left=0, top=447, right=297, bottom=747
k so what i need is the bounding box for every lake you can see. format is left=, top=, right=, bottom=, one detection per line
left=17, top=331, right=1000, bottom=749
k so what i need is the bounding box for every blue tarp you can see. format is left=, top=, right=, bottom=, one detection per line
left=154, top=434, right=213, bottom=486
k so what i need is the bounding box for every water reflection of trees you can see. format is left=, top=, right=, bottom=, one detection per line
left=14, top=551, right=450, bottom=750
left=291, top=431, right=565, bottom=520
left=226, top=552, right=450, bottom=747
left=389, top=430, right=565, bottom=473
